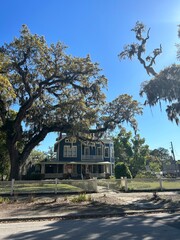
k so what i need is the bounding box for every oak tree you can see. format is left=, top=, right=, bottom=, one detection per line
left=0, top=25, right=142, bottom=179
left=119, top=21, right=180, bottom=124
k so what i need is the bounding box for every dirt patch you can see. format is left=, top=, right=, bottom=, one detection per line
left=0, top=191, right=179, bottom=219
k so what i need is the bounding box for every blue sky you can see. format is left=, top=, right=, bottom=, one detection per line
left=1, top=0, right=180, bottom=158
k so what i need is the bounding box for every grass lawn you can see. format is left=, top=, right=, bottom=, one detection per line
left=127, top=179, right=180, bottom=190
left=0, top=182, right=83, bottom=194
left=127, top=180, right=160, bottom=190
left=161, top=180, right=180, bottom=190
left=0, top=179, right=179, bottom=195
left=97, top=179, right=180, bottom=191
left=15, top=183, right=82, bottom=193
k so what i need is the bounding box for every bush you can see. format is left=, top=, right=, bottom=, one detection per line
left=115, top=162, right=132, bottom=179
left=135, top=171, right=157, bottom=178
left=71, top=194, right=91, bottom=203
left=0, top=196, right=10, bottom=204
left=22, top=173, right=44, bottom=180
left=105, top=173, right=111, bottom=179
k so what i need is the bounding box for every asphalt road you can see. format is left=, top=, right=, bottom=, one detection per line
left=0, top=212, right=179, bottom=240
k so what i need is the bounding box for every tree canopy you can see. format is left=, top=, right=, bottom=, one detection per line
left=0, top=25, right=142, bottom=179
left=113, top=128, right=149, bottom=177
left=119, top=21, right=180, bottom=124
left=113, top=129, right=172, bottom=177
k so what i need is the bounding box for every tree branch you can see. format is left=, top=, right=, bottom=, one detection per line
left=119, top=22, right=162, bottom=77
left=19, top=124, right=72, bottom=164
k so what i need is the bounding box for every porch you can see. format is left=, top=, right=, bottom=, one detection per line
left=41, top=161, right=114, bottom=179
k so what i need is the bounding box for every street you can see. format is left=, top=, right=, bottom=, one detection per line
left=0, top=212, right=179, bottom=240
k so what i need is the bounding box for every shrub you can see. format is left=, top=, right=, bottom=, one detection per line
left=105, top=173, right=111, bottom=179
left=0, top=196, right=10, bottom=204
left=23, top=173, right=44, bottom=180
left=27, top=194, right=35, bottom=203
left=115, top=162, right=132, bottom=179
left=135, top=171, right=157, bottom=178
left=71, top=194, right=91, bottom=203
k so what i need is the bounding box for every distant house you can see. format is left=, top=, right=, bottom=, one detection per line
left=162, top=162, right=180, bottom=177
left=40, top=134, right=115, bottom=179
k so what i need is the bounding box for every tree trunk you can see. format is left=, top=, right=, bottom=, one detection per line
left=9, top=159, right=20, bottom=180
left=7, top=142, right=21, bottom=180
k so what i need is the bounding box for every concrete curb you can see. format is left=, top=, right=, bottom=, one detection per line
left=1, top=208, right=179, bottom=223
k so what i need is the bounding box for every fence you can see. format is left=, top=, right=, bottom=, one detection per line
left=0, top=178, right=180, bottom=195
left=0, top=179, right=97, bottom=196
left=97, top=178, right=180, bottom=192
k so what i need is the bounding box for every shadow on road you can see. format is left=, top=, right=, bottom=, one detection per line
left=2, top=212, right=180, bottom=240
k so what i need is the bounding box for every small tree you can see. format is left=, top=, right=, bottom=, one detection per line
left=113, top=130, right=150, bottom=177
left=113, top=127, right=133, bottom=165
left=130, top=134, right=149, bottom=177
left=115, top=162, right=132, bottom=179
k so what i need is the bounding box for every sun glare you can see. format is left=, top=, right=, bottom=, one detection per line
left=172, top=4, right=180, bottom=24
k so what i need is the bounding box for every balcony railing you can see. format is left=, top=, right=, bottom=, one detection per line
left=81, top=155, right=104, bottom=162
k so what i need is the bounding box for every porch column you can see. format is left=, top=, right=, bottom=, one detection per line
left=110, top=163, right=113, bottom=176
left=41, top=164, right=45, bottom=174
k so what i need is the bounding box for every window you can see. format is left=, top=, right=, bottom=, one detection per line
left=45, top=164, right=57, bottom=173
left=71, top=146, right=77, bottom=157
left=84, top=147, right=90, bottom=155
left=98, top=165, right=104, bottom=173
left=104, top=147, right=109, bottom=158
left=93, top=165, right=98, bottom=173
left=97, top=147, right=102, bottom=156
left=64, top=146, right=69, bottom=157
left=64, top=145, right=77, bottom=157
left=58, top=165, right=63, bottom=173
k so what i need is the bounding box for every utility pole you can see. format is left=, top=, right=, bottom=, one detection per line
left=170, top=142, right=176, bottom=162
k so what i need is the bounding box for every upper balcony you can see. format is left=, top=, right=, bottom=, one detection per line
left=81, top=155, right=104, bottom=162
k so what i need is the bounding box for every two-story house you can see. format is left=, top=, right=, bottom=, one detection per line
left=40, top=134, right=115, bottom=179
